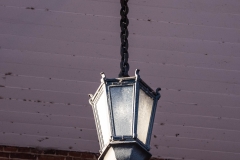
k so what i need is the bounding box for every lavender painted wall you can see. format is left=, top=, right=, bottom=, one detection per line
left=0, top=0, right=240, bottom=159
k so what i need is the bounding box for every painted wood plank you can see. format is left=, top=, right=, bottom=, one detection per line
left=0, top=30, right=239, bottom=63
left=0, top=22, right=239, bottom=57
left=150, top=145, right=240, bottom=160
left=1, top=119, right=240, bottom=151
left=1, top=95, right=239, bottom=123
left=0, top=69, right=99, bottom=94
left=1, top=117, right=240, bottom=146
left=158, top=102, right=240, bottom=119
left=1, top=41, right=240, bottom=72
left=152, top=124, right=240, bottom=143
left=1, top=70, right=240, bottom=96
left=111, top=0, right=240, bottom=14
left=1, top=0, right=240, bottom=14
left=155, top=112, right=240, bottom=131
left=0, top=62, right=103, bottom=85
left=94, top=0, right=240, bottom=14
left=0, top=87, right=89, bottom=105
left=0, top=119, right=240, bottom=159
left=1, top=52, right=240, bottom=85
left=143, top=75, right=240, bottom=96
left=1, top=119, right=240, bottom=146
left=0, top=95, right=239, bottom=133
left=1, top=125, right=240, bottom=160
left=0, top=133, right=99, bottom=152
left=130, top=5, right=240, bottom=29
left=0, top=99, right=93, bottom=117
left=0, top=0, right=240, bottom=29
left=1, top=122, right=240, bottom=156
left=0, top=121, right=97, bottom=141
left=1, top=133, right=239, bottom=160
left=1, top=48, right=240, bottom=84
left=0, top=99, right=239, bottom=131
left=1, top=79, right=240, bottom=108
left=152, top=136, right=240, bottom=153
left=0, top=110, right=95, bottom=129
left=161, top=89, right=240, bottom=108
left=1, top=75, right=239, bottom=122
left=0, top=9, right=239, bottom=43
left=0, top=80, right=239, bottom=119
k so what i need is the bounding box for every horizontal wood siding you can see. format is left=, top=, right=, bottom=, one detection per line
left=0, top=0, right=240, bottom=159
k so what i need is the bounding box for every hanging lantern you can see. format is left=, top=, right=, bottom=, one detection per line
left=89, top=70, right=161, bottom=160
left=88, top=0, right=161, bottom=159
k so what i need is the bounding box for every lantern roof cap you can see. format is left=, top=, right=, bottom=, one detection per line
left=100, top=69, right=161, bottom=97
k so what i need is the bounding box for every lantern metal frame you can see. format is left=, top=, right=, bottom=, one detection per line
left=89, top=69, right=161, bottom=159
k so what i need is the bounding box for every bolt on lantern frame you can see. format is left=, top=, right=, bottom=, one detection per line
left=89, top=69, right=161, bottom=159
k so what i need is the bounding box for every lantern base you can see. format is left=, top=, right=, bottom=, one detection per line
left=98, top=141, right=152, bottom=160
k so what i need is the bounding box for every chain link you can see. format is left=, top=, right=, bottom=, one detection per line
left=119, top=0, right=130, bottom=77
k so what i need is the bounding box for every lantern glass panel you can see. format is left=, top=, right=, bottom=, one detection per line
left=137, top=89, right=154, bottom=144
left=110, top=85, right=134, bottom=136
left=96, top=91, right=111, bottom=147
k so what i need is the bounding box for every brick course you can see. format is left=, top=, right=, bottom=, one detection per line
left=0, top=145, right=165, bottom=160
left=0, top=145, right=97, bottom=160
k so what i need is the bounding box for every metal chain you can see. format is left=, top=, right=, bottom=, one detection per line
left=119, top=0, right=130, bottom=77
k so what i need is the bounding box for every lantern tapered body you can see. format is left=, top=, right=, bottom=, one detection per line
left=89, top=70, right=161, bottom=160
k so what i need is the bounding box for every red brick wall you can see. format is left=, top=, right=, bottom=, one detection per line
left=0, top=145, right=165, bottom=160
left=0, top=145, right=98, bottom=160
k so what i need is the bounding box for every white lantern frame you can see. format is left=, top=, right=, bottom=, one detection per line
left=89, top=69, right=161, bottom=159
